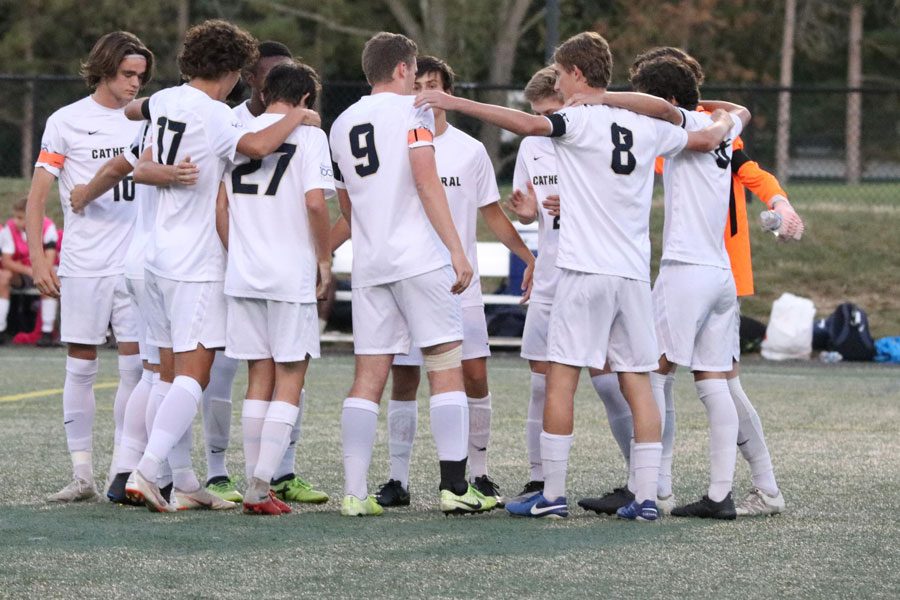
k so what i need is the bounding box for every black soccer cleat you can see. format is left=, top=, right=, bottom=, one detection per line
left=578, top=487, right=635, bottom=515
left=36, top=332, right=59, bottom=347
left=374, top=479, right=410, bottom=507
left=472, top=475, right=504, bottom=507
left=671, top=493, right=737, bottom=520
left=106, top=472, right=142, bottom=506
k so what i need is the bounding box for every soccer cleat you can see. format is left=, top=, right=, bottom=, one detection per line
left=341, top=494, right=384, bottom=517
left=125, top=472, right=144, bottom=505
left=507, top=480, right=544, bottom=504
left=472, top=475, right=504, bottom=507
left=656, top=494, right=677, bottom=516
left=206, top=476, right=243, bottom=503
left=578, top=487, right=635, bottom=515
left=243, top=495, right=284, bottom=515
left=270, top=474, right=329, bottom=504
left=374, top=479, right=410, bottom=507
left=159, top=482, right=174, bottom=503
left=617, top=499, right=659, bottom=522
left=735, top=488, right=785, bottom=517
left=174, top=486, right=237, bottom=511
left=106, top=472, right=142, bottom=506
left=506, top=493, right=568, bottom=519
left=268, top=491, right=292, bottom=514
left=36, top=332, right=60, bottom=347
left=46, top=477, right=98, bottom=503
left=439, top=484, right=497, bottom=515
left=671, top=493, right=736, bottom=520
left=135, top=471, right=175, bottom=513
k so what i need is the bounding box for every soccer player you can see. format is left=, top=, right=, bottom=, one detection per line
left=329, top=32, right=495, bottom=517
left=130, top=19, right=321, bottom=512
left=218, top=61, right=334, bottom=515
left=416, top=31, right=734, bottom=520
left=505, top=67, right=637, bottom=508
left=372, top=56, right=535, bottom=508
left=25, top=31, right=152, bottom=502
left=0, top=197, right=59, bottom=347
left=217, top=39, right=328, bottom=506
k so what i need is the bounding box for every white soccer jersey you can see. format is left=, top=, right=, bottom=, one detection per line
left=0, top=222, right=58, bottom=255
left=35, top=96, right=140, bottom=277
left=547, top=105, right=688, bottom=282
left=122, top=122, right=159, bottom=280
left=232, top=100, right=254, bottom=127
left=661, top=111, right=743, bottom=269
left=224, top=113, right=336, bottom=303
left=435, top=124, right=500, bottom=307
left=512, top=135, right=560, bottom=304
left=145, top=85, right=244, bottom=282
left=329, top=93, right=448, bottom=288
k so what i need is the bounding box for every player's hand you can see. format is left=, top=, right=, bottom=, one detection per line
left=294, top=101, right=322, bottom=128
left=69, top=185, right=90, bottom=215
left=505, top=181, right=539, bottom=223
left=32, top=259, right=61, bottom=298
left=449, top=250, right=473, bottom=295
left=174, top=156, right=199, bottom=186
left=543, top=194, right=560, bottom=217
left=316, top=261, right=332, bottom=301
left=414, top=90, right=456, bottom=112
left=520, top=259, right=534, bottom=304
left=564, top=91, right=605, bottom=108
left=769, top=195, right=804, bottom=241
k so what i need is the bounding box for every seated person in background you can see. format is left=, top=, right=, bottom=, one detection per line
left=0, top=197, right=60, bottom=346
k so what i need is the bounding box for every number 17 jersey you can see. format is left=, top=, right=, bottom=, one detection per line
left=329, top=93, right=449, bottom=288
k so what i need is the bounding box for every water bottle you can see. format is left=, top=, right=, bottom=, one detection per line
left=759, top=210, right=782, bottom=236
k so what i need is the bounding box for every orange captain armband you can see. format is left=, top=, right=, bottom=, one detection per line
left=407, top=128, right=434, bottom=146
left=37, top=150, right=65, bottom=169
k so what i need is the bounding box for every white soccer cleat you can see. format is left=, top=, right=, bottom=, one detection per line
left=124, top=472, right=144, bottom=505
left=174, top=486, right=238, bottom=511
left=656, top=494, right=677, bottom=516
left=735, top=487, right=785, bottom=516
left=46, top=477, right=98, bottom=503
left=135, top=470, right=175, bottom=513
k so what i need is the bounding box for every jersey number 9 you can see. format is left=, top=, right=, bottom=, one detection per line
left=349, top=123, right=379, bottom=177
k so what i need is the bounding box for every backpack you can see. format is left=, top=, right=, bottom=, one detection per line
left=825, top=303, right=876, bottom=361
left=739, top=316, right=767, bottom=354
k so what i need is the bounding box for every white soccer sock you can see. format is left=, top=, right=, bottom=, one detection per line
left=145, top=377, right=170, bottom=437
left=117, top=369, right=155, bottom=472
left=658, top=373, right=677, bottom=498
left=341, top=397, right=379, bottom=499
left=592, top=373, right=634, bottom=465
left=429, top=391, right=468, bottom=462
left=169, top=425, right=200, bottom=492
left=137, top=376, right=202, bottom=483
left=467, top=393, right=492, bottom=478
left=387, top=399, right=418, bottom=488
left=254, top=401, right=300, bottom=484
left=274, top=389, right=306, bottom=481
left=40, top=297, right=57, bottom=333
left=632, top=442, right=663, bottom=504
left=729, top=377, right=779, bottom=496
left=241, top=399, right=268, bottom=482
left=696, top=379, right=739, bottom=502
left=526, top=373, right=546, bottom=482
left=627, top=439, right=636, bottom=493
left=63, top=356, right=98, bottom=480
left=0, top=298, right=10, bottom=331
left=540, top=431, right=573, bottom=501
left=109, top=354, right=143, bottom=480
left=202, top=352, right=238, bottom=481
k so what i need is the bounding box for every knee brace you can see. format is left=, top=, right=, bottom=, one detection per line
left=423, top=345, right=462, bottom=373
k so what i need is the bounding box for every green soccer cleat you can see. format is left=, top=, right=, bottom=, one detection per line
left=206, top=476, right=243, bottom=503
left=440, top=484, right=498, bottom=515
left=341, top=494, right=384, bottom=517
left=271, top=474, right=329, bottom=504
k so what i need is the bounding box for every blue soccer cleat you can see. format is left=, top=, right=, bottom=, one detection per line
left=616, top=499, right=659, bottom=522
left=505, top=493, right=568, bottom=519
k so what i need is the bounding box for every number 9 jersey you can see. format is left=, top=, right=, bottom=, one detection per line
left=328, top=93, right=449, bottom=288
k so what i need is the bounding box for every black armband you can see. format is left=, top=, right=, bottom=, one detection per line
left=547, top=113, right=567, bottom=138
left=140, top=99, right=151, bottom=121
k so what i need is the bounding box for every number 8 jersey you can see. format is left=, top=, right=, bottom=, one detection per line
left=329, top=93, right=449, bottom=288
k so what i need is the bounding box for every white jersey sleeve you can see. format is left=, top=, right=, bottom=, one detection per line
left=0, top=228, right=12, bottom=256
left=301, top=129, right=337, bottom=198
left=654, top=115, right=691, bottom=158
left=206, top=103, right=244, bottom=163
left=473, top=143, right=500, bottom=208
left=35, top=115, right=68, bottom=178
left=43, top=222, right=59, bottom=247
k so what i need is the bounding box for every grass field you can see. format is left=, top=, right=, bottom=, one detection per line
left=0, top=347, right=898, bottom=598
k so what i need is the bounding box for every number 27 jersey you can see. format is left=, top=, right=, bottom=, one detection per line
left=329, top=93, right=448, bottom=288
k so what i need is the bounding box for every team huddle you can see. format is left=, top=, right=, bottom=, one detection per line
left=27, top=20, right=804, bottom=520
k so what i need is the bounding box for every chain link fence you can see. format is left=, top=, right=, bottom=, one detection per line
left=2, top=75, right=898, bottom=192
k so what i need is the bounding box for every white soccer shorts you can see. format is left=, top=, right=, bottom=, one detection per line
left=393, top=305, right=490, bottom=366
left=225, top=296, right=320, bottom=363
left=520, top=300, right=552, bottom=362
left=125, top=276, right=160, bottom=365
left=653, top=261, right=740, bottom=372
left=144, top=272, right=226, bottom=353
left=547, top=269, right=659, bottom=372
left=352, top=266, right=463, bottom=355
left=60, top=275, right=138, bottom=346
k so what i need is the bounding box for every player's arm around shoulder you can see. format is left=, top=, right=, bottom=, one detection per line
left=133, top=146, right=199, bottom=188
left=415, top=90, right=552, bottom=137
left=685, top=101, right=750, bottom=152
left=569, top=91, right=684, bottom=125
left=236, top=102, right=321, bottom=159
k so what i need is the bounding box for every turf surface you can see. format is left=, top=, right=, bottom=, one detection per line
left=0, top=347, right=897, bottom=598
